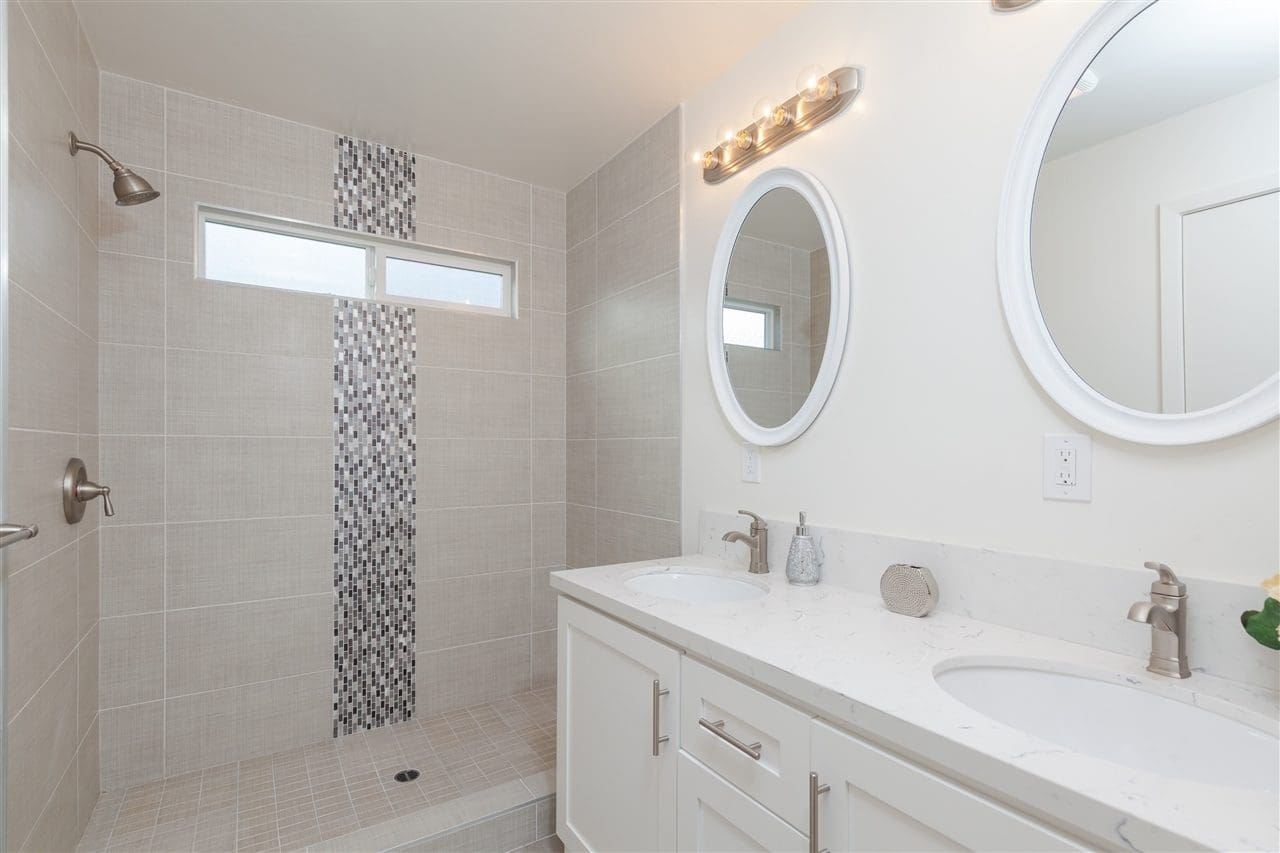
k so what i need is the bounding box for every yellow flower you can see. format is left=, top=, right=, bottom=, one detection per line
left=1264, top=574, right=1280, bottom=603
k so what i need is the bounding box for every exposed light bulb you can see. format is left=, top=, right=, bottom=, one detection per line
left=734, top=129, right=754, bottom=151
left=770, top=105, right=792, bottom=128
left=752, top=98, right=776, bottom=125
left=718, top=126, right=735, bottom=144
left=701, top=150, right=720, bottom=170
left=796, top=65, right=836, bottom=103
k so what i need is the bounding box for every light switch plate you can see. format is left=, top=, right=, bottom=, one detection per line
left=1043, top=433, right=1091, bottom=501
left=741, top=444, right=761, bottom=483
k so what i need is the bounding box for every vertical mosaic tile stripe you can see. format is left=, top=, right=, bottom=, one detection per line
left=334, top=134, right=417, bottom=240
left=333, top=299, right=417, bottom=735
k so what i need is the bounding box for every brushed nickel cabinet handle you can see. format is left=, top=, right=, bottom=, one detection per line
left=651, top=680, right=670, bottom=756
left=698, top=717, right=762, bottom=760
left=809, top=771, right=830, bottom=853
left=0, top=523, right=38, bottom=549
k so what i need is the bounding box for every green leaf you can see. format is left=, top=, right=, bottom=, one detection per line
left=1241, top=598, right=1280, bottom=650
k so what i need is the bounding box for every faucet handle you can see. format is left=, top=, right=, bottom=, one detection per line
left=737, top=509, right=766, bottom=530
left=1143, top=561, right=1186, bottom=596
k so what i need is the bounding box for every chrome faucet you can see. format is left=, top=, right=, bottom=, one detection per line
left=1126, top=562, right=1189, bottom=679
left=722, top=510, right=769, bottom=574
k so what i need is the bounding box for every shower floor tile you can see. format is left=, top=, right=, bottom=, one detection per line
left=77, top=688, right=557, bottom=852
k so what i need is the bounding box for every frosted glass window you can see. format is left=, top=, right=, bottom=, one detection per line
left=723, top=298, right=780, bottom=349
left=385, top=257, right=507, bottom=309
left=202, top=221, right=366, bottom=296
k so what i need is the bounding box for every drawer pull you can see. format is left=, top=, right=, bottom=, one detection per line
left=698, top=717, right=762, bottom=760
left=809, top=771, right=830, bottom=853
left=652, top=680, right=670, bottom=756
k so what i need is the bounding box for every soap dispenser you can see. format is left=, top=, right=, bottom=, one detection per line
left=785, top=512, right=821, bottom=585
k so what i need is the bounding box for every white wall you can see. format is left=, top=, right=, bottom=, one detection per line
left=1033, top=80, right=1279, bottom=412
left=680, top=0, right=1279, bottom=585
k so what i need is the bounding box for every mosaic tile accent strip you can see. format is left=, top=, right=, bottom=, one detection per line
left=334, top=298, right=418, bottom=736
left=334, top=135, right=417, bottom=240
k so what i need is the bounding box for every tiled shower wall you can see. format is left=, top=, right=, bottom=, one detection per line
left=566, top=109, right=682, bottom=568
left=5, top=2, right=101, bottom=850
left=95, top=72, right=567, bottom=789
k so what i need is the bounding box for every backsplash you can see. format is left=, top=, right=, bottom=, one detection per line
left=700, top=510, right=1277, bottom=690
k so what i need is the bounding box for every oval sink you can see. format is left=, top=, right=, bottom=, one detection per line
left=935, top=659, right=1280, bottom=792
left=625, top=571, right=766, bottom=604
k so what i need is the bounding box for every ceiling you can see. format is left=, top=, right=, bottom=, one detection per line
left=1045, top=0, right=1278, bottom=160
left=76, top=0, right=806, bottom=190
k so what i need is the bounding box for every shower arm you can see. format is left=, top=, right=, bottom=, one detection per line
left=69, top=132, right=124, bottom=171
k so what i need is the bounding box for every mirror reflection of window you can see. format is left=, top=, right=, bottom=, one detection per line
left=1031, top=0, right=1279, bottom=415
left=723, top=299, right=780, bottom=350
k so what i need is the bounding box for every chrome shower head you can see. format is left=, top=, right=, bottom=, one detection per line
left=68, top=131, right=160, bottom=206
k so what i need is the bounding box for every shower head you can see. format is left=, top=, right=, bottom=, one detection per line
left=68, top=131, right=160, bottom=206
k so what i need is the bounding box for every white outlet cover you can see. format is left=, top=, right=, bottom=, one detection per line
left=741, top=444, right=761, bottom=483
left=1043, top=433, right=1091, bottom=501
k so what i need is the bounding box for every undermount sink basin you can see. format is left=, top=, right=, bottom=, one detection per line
left=935, top=659, right=1280, bottom=792
left=625, top=571, right=766, bottom=604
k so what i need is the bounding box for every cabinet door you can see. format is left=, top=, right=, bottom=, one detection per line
left=677, top=752, right=807, bottom=853
left=810, top=720, right=1084, bottom=852
left=557, top=597, right=680, bottom=852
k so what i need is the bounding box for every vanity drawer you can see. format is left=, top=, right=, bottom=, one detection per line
left=680, top=657, right=813, bottom=830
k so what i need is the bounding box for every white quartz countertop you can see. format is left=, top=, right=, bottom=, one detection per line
left=551, top=557, right=1280, bottom=852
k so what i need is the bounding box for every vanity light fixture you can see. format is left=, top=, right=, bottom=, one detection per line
left=701, top=66, right=860, bottom=184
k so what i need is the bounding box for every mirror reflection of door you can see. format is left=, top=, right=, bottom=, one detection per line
left=1163, top=185, right=1279, bottom=413
left=1030, top=0, right=1280, bottom=415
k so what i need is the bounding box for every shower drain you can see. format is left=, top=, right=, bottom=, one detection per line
left=393, top=769, right=421, bottom=783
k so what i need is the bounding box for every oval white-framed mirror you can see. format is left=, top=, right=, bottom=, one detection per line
left=998, top=0, right=1279, bottom=445
left=707, top=167, right=850, bottom=446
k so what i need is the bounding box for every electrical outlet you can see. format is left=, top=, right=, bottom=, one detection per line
left=741, top=444, right=761, bottom=483
left=1044, top=434, right=1091, bottom=501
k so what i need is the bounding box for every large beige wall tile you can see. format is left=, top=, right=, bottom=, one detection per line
left=726, top=235, right=792, bottom=293
left=78, top=332, right=99, bottom=436
left=6, top=544, right=78, bottom=714
left=531, top=630, right=556, bottom=689
left=596, top=109, right=679, bottom=230
left=419, top=158, right=531, bottom=244
left=417, top=570, right=532, bottom=651
left=596, top=438, right=680, bottom=521
left=566, top=505, right=597, bottom=569
left=100, top=524, right=165, bottom=616
left=418, top=440, right=531, bottom=508
left=166, top=516, right=332, bottom=608
left=566, top=374, right=596, bottom=440
left=532, top=186, right=567, bottom=250
left=166, top=90, right=333, bottom=201
left=77, top=623, right=99, bottom=739
left=596, top=271, right=679, bottom=369
left=531, top=376, right=565, bottom=439
left=566, top=237, right=596, bottom=311
left=531, top=439, right=566, bottom=504
left=566, top=441, right=595, bottom=509
left=99, top=73, right=165, bottom=170
left=5, top=428, right=79, bottom=568
left=165, top=594, right=331, bottom=696
left=166, top=350, right=331, bottom=436
left=530, top=311, right=566, bottom=376
left=531, top=503, right=566, bottom=569
left=417, top=637, right=531, bottom=716
left=100, top=435, right=165, bottom=525
left=418, top=310, right=532, bottom=373
left=78, top=233, right=99, bottom=339
left=78, top=530, right=100, bottom=638
left=531, top=566, right=560, bottom=633
left=6, top=655, right=79, bottom=850
left=100, top=253, right=165, bottom=345
left=8, top=6, right=79, bottom=211
left=9, top=285, right=80, bottom=433
left=10, top=147, right=79, bottom=322
left=167, top=268, right=333, bottom=357
left=567, top=173, right=596, bottom=250
left=98, top=701, right=163, bottom=789
left=596, top=188, right=679, bottom=300
left=418, top=505, right=532, bottom=580
left=75, top=716, right=101, bottom=835
left=531, top=246, right=566, bottom=313
left=99, top=613, right=164, bottom=707
left=418, top=369, right=531, bottom=439
left=566, top=306, right=596, bottom=376
left=19, top=751, right=80, bottom=853
left=596, top=356, right=680, bottom=439
left=100, top=344, right=165, bottom=434
left=18, top=0, right=78, bottom=111
left=596, top=510, right=680, bottom=566
left=165, top=436, right=330, bottom=521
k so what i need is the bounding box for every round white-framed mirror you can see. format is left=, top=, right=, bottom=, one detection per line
left=707, top=167, right=850, bottom=446
left=998, top=0, right=1279, bottom=445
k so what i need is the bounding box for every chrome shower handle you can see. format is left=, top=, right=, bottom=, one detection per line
left=63, top=458, right=115, bottom=522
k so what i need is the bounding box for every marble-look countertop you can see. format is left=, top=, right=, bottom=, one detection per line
left=551, top=557, right=1280, bottom=852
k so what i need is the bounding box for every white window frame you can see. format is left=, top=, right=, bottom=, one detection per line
left=195, top=205, right=518, bottom=317
left=723, top=296, right=782, bottom=350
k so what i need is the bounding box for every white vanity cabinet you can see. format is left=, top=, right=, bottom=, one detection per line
left=557, top=598, right=680, bottom=852
left=810, top=720, right=1083, bottom=852
left=677, top=752, right=808, bottom=852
